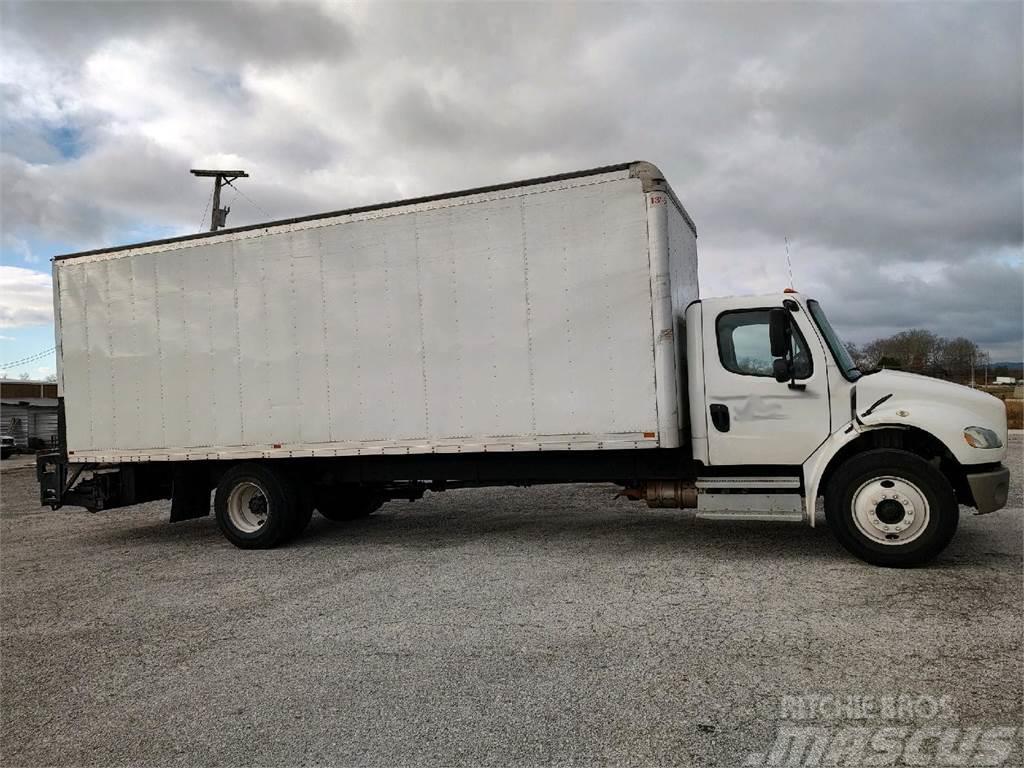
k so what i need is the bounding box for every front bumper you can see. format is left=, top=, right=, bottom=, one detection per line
left=966, top=464, right=1011, bottom=514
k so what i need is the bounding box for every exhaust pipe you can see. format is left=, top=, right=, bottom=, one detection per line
left=619, top=481, right=697, bottom=508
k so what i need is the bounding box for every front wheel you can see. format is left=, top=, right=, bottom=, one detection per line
left=825, top=449, right=959, bottom=567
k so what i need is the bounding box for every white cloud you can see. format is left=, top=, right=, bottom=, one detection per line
left=0, top=266, right=53, bottom=327
left=0, top=2, right=1020, bottom=355
left=1, top=234, right=37, bottom=263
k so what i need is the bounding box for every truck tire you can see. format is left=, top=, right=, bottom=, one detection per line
left=215, top=463, right=298, bottom=549
left=825, top=449, right=958, bottom=567
left=316, top=486, right=384, bottom=522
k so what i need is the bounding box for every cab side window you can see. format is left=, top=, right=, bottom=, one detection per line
left=716, top=310, right=812, bottom=378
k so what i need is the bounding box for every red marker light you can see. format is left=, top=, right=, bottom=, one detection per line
left=784, top=288, right=798, bottom=293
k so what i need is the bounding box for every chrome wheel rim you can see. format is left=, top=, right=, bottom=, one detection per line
left=851, top=476, right=929, bottom=546
left=227, top=481, right=269, bottom=533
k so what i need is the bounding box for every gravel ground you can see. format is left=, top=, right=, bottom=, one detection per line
left=1, top=439, right=1021, bottom=767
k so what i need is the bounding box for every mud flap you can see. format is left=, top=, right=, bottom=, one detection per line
left=170, top=466, right=212, bottom=522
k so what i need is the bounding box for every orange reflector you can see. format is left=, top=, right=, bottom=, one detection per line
left=643, top=431, right=656, bottom=439
left=272, top=443, right=282, bottom=449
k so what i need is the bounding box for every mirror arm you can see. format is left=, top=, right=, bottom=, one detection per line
left=771, top=307, right=808, bottom=390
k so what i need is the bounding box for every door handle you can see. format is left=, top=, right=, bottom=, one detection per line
left=709, top=404, right=730, bottom=433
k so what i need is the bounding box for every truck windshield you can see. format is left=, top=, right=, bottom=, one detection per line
left=807, top=300, right=861, bottom=381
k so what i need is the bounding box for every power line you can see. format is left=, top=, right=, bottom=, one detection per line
left=197, top=184, right=215, bottom=233
left=1, top=347, right=56, bottom=369
left=222, top=185, right=240, bottom=219
left=224, top=179, right=271, bottom=220
left=1, top=348, right=55, bottom=368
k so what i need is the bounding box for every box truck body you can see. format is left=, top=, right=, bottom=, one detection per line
left=53, top=164, right=696, bottom=462
left=39, top=161, right=1012, bottom=566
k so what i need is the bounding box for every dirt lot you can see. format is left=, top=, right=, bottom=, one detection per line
left=1, top=440, right=1021, bottom=767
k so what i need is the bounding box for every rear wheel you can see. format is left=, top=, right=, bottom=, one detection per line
left=316, top=485, right=385, bottom=522
left=825, top=449, right=958, bottom=567
left=215, top=463, right=297, bottom=549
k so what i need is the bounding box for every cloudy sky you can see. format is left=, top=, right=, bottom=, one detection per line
left=1, top=0, right=1022, bottom=378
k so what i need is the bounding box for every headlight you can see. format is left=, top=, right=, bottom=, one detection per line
left=964, top=427, right=1002, bottom=449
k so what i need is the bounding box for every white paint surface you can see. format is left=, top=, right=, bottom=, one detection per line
left=699, top=294, right=832, bottom=465
left=55, top=166, right=699, bottom=462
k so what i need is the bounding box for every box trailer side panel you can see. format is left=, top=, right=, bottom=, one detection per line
left=57, top=169, right=676, bottom=462
left=666, top=199, right=699, bottom=437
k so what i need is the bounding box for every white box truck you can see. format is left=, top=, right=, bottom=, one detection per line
left=38, top=162, right=1010, bottom=566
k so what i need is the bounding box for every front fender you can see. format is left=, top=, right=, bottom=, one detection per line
left=802, top=422, right=864, bottom=527
left=801, top=417, right=955, bottom=525
left=802, top=402, right=1004, bottom=525
left=860, top=401, right=1006, bottom=465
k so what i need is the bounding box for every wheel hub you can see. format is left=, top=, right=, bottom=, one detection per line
left=851, top=476, right=929, bottom=545
left=874, top=498, right=906, bottom=525
left=226, top=482, right=270, bottom=533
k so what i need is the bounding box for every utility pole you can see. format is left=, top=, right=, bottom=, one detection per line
left=190, top=169, right=249, bottom=231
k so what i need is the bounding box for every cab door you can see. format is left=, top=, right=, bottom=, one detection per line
left=701, top=296, right=830, bottom=466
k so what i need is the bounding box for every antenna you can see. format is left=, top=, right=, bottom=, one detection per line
left=190, top=169, right=250, bottom=231
left=784, top=236, right=795, bottom=290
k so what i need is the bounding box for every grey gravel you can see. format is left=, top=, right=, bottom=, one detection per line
left=1, top=439, right=1021, bottom=767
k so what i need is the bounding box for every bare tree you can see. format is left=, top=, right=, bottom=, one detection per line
left=935, top=337, right=980, bottom=380
left=856, top=329, right=984, bottom=381
left=843, top=341, right=864, bottom=367
left=860, top=329, right=943, bottom=372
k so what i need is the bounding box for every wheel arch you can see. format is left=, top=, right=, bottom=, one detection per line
left=804, top=424, right=971, bottom=524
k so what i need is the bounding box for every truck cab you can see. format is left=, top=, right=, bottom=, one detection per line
left=674, top=291, right=1010, bottom=566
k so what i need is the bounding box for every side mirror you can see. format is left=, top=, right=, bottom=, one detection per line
left=773, top=357, right=792, bottom=383
left=769, top=308, right=790, bottom=358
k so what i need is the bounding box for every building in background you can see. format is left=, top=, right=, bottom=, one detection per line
left=1, top=380, right=59, bottom=451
